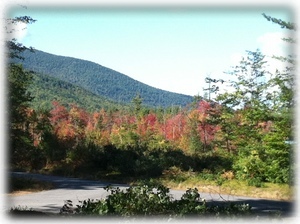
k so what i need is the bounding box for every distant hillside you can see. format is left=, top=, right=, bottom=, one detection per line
left=15, top=49, right=194, bottom=108
left=29, top=72, right=128, bottom=112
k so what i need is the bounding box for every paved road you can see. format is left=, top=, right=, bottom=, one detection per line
left=7, top=172, right=296, bottom=219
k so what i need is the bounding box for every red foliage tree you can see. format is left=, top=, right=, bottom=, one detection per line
left=137, top=113, right=158, bottom=139
left=50, top=102, right=90, bottom=149
left=164, top=113, right=186, bottom=142
left=187, top=100, right=220, bottom=152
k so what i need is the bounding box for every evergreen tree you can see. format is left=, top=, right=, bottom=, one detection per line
left=261, top=13, right=296, bottom=184
left=214, top=14, right=296, bottom=185
left=132, top=93, right=143, bottom=118
left=262, top=13, right=296, bottom=31
left=6, top=15, right=36, bottom=167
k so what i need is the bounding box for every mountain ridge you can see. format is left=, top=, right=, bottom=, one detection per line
left=15, top=49, right=194, bottom=108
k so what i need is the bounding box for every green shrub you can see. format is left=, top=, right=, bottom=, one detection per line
left=247, top=177, right=264, bottom=188
left=233, top=148, right=266, bottom=183
left=262, top=132, right=292, bottom=184
left=197, top=169, right=215, bottom=181
left=61, top=184, right=252, bottom=218
left=216, top=176, right=226, bottom=186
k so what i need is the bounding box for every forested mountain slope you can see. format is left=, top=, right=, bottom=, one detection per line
left=29, top=72, right=128, bottom=112
left=16, top=49, right=194, bottom=108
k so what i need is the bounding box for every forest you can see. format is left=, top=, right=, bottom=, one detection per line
left=6, top=13, right=295, bottom=217
left=28, top=71, right=129, bottom=112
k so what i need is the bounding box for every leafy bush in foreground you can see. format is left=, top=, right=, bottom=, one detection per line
left=60, top=184, right=252, bottom=218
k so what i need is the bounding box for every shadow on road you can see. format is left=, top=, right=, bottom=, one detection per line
left=206, top=198, right=295, bottom=218
left=10, top=171, right=128, bottom=190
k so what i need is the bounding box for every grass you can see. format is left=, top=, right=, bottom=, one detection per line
left=157, top=168, right=293, bottom=201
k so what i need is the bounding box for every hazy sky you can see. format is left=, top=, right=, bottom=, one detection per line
left=7, top=5, right=293, bottom=96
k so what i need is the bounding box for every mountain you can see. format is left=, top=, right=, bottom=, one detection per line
left=29, top=72, right=128, bottom=112
left=15, top=49, right=194, bottom=108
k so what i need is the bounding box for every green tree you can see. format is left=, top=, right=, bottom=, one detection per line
left=261, top=14, right=296, bottom=184
left=203, top=77, right=224, bottom=101
left=5, top=16, right=36, bottom=59
left=131, top=93, right=143, bottom=117
left=213, top=105, right=238, bottom=153
left=216, top=49, right=273, bottom=185
left=217, top=49, right=271, bottom=145
left=216, top=14, right=296, bottom=185
left=8, top=64, right=34, bottom=167
left=262, top=13, right=296, bottom=31
left=6, top=15, right=36, bottom=167
left=263, top=13, right=295, bottom=111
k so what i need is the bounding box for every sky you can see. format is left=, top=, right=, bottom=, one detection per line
left=5, top=4, right=294, bottom=97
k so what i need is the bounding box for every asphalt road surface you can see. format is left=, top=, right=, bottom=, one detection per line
left=6, top=172, right=296, bottom=220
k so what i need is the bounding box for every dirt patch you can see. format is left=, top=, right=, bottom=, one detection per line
left=8, top=191, right=35, bottom=196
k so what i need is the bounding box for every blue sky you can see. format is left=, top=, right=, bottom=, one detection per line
left=8, top=6, right=293, bottom=97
